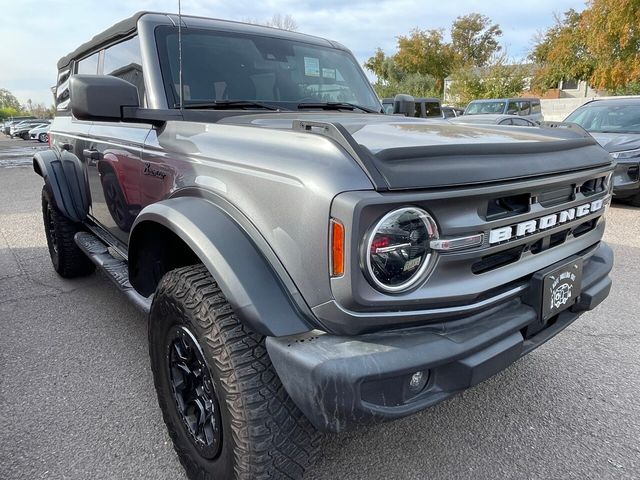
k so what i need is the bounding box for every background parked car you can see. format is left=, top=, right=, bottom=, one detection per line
left=11, top=120, right=49, bottom=139
left=564, top=97, right=640, bottom=206
left=441, top=105, right=464, bottom=118
left=3, top=115, right=36, bottom=135
left=448, top=114, right=538, bottom=126
left=9, top=119, right=48, bottom=138
left=29, top=123, right=50, bottom=142
left=382, top=96, right=442, bottom=118
left=463, top=98, right=543, bottom=122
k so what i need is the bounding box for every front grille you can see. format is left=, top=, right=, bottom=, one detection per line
left=472, top=219, right=599, bottom=275
left=472, top=246, right=524, bottom=274
left=486, top=193, right=531, bottom=221
left=538, top=184, right=575, bottom=207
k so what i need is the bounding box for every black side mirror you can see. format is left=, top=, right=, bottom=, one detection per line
left=393, top=94, right=415, bottom=117
left=70, top=74, right=139, bottom=122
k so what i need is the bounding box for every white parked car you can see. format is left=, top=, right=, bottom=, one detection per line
left=29, top=124, right=50, bottom=142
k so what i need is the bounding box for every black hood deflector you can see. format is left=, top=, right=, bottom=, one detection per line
left=292, top=119, right=613, bottom=191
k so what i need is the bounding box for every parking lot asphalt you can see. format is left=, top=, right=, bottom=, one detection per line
left=0, top=134, right=638, bottom=480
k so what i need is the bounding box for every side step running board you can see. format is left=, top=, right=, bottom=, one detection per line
left=74, top=231, right=152, bottom=313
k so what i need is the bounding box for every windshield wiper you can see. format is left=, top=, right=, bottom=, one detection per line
left=297, top=102, right=378, bottom=113
left=177, top=100, right=283, bottom=111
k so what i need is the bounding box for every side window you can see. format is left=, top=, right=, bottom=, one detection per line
left=414, top=102, right=423, bottom=118
left=103, top=36, right=145, bottom=105
left=531, top=101, right=542, bottom=114
left=511, top=118, right=532, bottom=126
left=499, top=118, right=513, bottom=125
left=76, top=52, right=99, bottom=74
left=443, top=107, right=455, bottom=118
left=518, top=101, right=531, bottom=116
left=506, top=101, right=518, bottom=115
left=55, top=68, right=71, bottom=111
left=424, top=102, right=441, bottom=118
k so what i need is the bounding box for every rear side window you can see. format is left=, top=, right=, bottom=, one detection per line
left=442, top=107, right=455, bottom=118
left=424, top=102, right=441, bottom=118
left=103, top=36, right=145, bottom=104
left=76, top=52, right=99, bottom=74
left=531, top=101, right=541, bottom=114
left=55, top=68, right=71, bottom=111
left=511, top=117, right=533, bottom=126
left=517, top=101, right=531, bottom=116
left=414, top=102, right=423, bottom=118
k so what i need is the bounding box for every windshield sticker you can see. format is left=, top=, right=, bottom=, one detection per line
left=304, top=57, right=320, bottom=77
left=322, top=68, right=336, bottom=79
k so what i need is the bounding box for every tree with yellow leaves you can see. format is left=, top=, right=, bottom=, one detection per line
left=531, top=0, right=640, bottom=93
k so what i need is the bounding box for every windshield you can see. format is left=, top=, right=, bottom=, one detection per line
left=156, top=26, right=381, bottom=111
left=465, top=101, right=506, bottom=115
left=565, top=103, right=640, bottom=133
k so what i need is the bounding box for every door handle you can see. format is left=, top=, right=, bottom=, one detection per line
left=83, top=149, right=101, bottom=161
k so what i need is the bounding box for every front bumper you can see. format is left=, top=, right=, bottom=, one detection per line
left=612, top=160, right=640, bottom=199
left=266, top=242, right=613, bottom=433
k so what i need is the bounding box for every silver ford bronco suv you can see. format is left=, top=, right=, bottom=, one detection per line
left=35, top=11, right=614, bottom=480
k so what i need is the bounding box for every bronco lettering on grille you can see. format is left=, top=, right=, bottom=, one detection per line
left=489, top=198, right=606, bottom=245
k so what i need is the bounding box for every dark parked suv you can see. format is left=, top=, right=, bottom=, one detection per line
left=35, top=12, right=614, bottom=480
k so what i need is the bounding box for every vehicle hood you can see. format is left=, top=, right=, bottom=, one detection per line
left=220, top=113, right=613, bottom=189
left=588, top=132, right=640, bottom=154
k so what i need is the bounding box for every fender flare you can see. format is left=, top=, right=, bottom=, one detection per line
left=33, top=149, right=89, bottom=222
left=128, top=197, right=315, bottom=337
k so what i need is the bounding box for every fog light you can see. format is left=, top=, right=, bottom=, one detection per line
left=408, top=370, right=428, bottom=394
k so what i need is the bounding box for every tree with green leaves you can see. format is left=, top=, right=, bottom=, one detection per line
left=365, top=13, right=505, bottom=98
left=451, top=13, right=502, bottom=67
left=0, top=88, right=21, bottom=111
left=394, top=28, right=455, bottom=91
left=364, top=48, right=439, bottom=98
left=448, top=56, right=529, bottom=107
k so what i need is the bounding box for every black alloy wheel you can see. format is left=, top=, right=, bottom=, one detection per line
left=44, top=203, right=58, bottom=254
left=166, top=325, right=223, bottom=459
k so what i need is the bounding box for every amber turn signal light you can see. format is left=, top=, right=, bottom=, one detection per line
left=330, top=219, right=344, bottom=277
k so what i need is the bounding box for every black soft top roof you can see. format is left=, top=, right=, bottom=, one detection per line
left=57, top=11, right=149, bottom=69
left=57, top=11, right=344, bottom=71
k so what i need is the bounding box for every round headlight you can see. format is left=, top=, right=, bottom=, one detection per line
left=364, top=207, right=438, bottom=293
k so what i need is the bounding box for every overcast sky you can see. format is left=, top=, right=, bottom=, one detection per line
left=0, top=0, right=586, bottom=106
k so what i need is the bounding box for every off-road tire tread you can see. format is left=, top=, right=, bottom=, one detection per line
left=41, top=187, right=95, bottom=278
left=150, top=264, right=321, bottom=480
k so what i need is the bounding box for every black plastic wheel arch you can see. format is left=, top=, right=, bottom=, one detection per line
left=129, top=197, right=315, bottom=337
left=33, top=149, right=90, bottom=223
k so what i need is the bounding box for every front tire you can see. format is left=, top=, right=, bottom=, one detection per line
left=149, top=265, right=320, bottom=480
left=38, top=132, right=48, bottom=143
left=41, top=187, right=95, bottom=278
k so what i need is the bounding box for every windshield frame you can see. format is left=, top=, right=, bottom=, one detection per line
left=154, top=25, right=382, bottom=113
